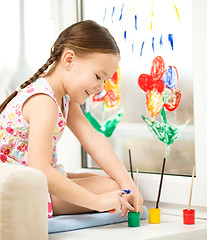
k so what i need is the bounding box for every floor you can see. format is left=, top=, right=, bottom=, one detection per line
left=49, top=213, right=207, bottom=240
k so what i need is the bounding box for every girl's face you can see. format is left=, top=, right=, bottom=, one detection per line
left=62, top=52, right=120, bottom=105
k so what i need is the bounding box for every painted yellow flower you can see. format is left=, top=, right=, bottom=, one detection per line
left=92, top=66, right=121, bottom=109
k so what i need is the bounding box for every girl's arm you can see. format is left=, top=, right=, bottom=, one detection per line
left=67, top=102, right=143, bottom=215
left=24, top=94, right=133, bottom=213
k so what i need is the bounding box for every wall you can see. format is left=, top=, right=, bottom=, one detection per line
left=57, top=128, right=82, bottom=172
left=54, top=0, right=82, bottom=172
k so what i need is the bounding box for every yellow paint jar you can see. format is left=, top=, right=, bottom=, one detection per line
left=149, top=208, right=161, bottom=224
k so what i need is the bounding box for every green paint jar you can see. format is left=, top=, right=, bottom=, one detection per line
left=128, top=211, right=140, bottom=227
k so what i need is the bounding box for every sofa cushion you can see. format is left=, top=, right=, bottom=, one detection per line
left=48, top=205, right=148, bottom=233
left=0, top=164, right=48, bottom=240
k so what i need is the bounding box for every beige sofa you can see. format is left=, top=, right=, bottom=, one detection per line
left=0, top=163, right=48, bottom=240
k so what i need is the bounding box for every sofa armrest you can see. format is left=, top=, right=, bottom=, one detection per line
left=0, top=164, right=48, bottom=240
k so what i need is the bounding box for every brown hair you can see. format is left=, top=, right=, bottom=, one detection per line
left=0, top=20, right=120, bottom=113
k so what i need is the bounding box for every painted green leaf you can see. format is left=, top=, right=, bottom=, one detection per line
left=85, top=111, right=123, bottom=137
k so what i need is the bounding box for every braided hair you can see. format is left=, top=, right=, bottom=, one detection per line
left=0, top=20, right=120, bottom=113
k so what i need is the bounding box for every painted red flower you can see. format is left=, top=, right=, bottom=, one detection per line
left=138, top=56, right=181, bottom=118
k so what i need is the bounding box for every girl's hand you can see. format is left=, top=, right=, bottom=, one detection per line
left=95, top=190, right=135, bottom=214
left=120, top=185, right=143, bottom=217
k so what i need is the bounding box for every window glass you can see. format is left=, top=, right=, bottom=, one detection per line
left=83, top=0, right=194, bottom=176
left=0, top=0, right=55, bottom=96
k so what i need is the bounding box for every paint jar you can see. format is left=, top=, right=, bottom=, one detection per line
left=183, top=209, right=195, bottom=225
left=149, top=208, right=161, bottom=224
left=128, top=211, right=140, bottom=227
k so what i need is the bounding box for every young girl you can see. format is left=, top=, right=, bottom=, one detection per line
left=0, top=20, right=143, bottom=218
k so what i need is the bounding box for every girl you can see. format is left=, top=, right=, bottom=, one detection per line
left=0, top=20, right=143, bottom=218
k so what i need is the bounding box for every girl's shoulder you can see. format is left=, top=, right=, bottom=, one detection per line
left=18, top=78, right=57, bottom=104
left=0, top=78, right=58, bottom=127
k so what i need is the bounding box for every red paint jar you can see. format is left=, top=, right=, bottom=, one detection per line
left=183, top=209, right=195, bottom=224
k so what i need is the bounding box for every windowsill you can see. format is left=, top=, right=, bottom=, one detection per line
left=49, top=168, right=207, bottom=240
left=49, top=211, right=207, bottom=240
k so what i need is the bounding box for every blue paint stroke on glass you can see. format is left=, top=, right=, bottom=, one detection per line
left=168, top=34, right=174, bottom=50
left=162, top=66, right=177, bottom=89
left=132, top=42, right=134, bottom=53
left=135, top=15, right=138, bottom=30
left=119, top=4, right=124, bottom=21
left=124, top=30, right=127, bottom=41
left=152, top=37, right=155, bottom=52
left=140, top=41, right=145, bottom=56
left=111, top=6, right=115, bottom=23
left=160, top=35, right=163, bottom=47
left=103, top=8, right=107, bottom=24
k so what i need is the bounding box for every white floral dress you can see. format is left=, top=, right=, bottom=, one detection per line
left=0, top=78, right=70, bottom=217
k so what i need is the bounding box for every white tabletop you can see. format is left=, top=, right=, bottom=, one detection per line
left=49, top=213, right=207, bottom=240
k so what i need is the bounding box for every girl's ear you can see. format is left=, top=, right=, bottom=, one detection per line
left=61, top=50, right=75, bottom=70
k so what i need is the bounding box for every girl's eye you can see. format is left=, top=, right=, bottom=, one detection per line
left=96, top=74, right=101, bottom=80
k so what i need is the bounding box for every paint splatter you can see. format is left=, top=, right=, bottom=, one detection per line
left=124, top=30, right=127, bottom=40
left=119, top=4, right=124, bottom=21
left=111, top=6, right=115, bottom=23
left=150, top=0, right=155, bottom=30
left=168, top=34, right=174, bottom=50
left=135, top=15, right=138, bottom=30
left=172, top=0, right=180, bottom=22
left=160, top=35, right=163, bottom=47
left=140, top=41, right=145, bottom=56
left=152, top=37, right=155, bottom=52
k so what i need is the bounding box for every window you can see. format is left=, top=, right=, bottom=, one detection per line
left=0, top=1, right=20, bottom=103
left=82, top=0, right=207, bottom=210
left=0, top=0, right=76, bottom=97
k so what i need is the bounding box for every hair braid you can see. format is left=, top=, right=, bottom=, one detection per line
left=20, top=56, right=56, bottom=89
left=0, top=20, right=120, bottom=114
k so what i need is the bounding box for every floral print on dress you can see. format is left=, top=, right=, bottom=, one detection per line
left=0, top=78, right=70, bottom=217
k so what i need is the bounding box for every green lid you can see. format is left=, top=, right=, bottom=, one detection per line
left=128, top=211, right=140, bottom=227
